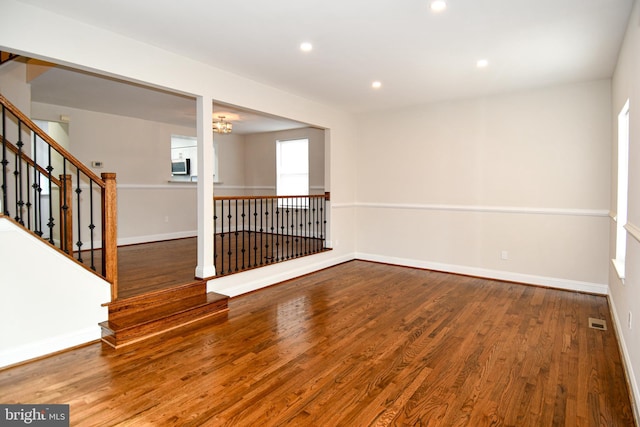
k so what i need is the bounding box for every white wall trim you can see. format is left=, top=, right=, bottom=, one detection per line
left=117, top=184, right=325, bottom=192
left=207, top=252, right=354, bottom=297
left=117, top=230, right=196, bottom=246
left=356, top=202, right=609, bottom=217
left=607, top=295, right=640, bottom=424
left=0, top=326, right=100, bottom=369
left=332, top=203, right=357, bottom=209
left=626, top=222, right=640, bottom=244
left=119, top=183, right=196, bottom=190
left=355, top=252, right=609, bottom=295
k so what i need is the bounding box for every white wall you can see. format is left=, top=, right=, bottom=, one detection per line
left=0, top=218, right=110, bottom=368
left=610, top=0, right=640, bottom=419
left=0, top=59, right=30, bottom=115
left=355, top=80, right=611, bottom=293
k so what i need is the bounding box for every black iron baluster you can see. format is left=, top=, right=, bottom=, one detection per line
left=227, top=199, right=232, bottom=274
left=75, top=169, right=83, bottom=262
left=259, top=198, right=263, bottom=266
left=263, top=198, right=269, bottom=263
left=14, top=121, right=24, bottom=224
left=234, top=199, right=239, bottom=272
left=219, top=199, right=225, bottom=275
left=240, top=199, right=246, bottom=270
left=270, top=198, right=275, bottom=263
left=247, top=197, right=251, bottom=268
left=1, top=105, right=8, bottom=215
left=61, top=159, right=69, bottom=253
left=46, top=144, right=54, bottom=244
left=89, top=180, right=96, bottom=271
left=214, top=200, right=218, bottom=275
left=252, top=198, right=258, bottom=267
left=25, top=147, right=32, bottom=230
left=276, top=200, right=281, bottom=261
left=32, top=132, right=42, bottom=237
left=321, top=196, right=326, bottom=249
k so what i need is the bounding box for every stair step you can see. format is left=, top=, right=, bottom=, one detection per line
left=106, top=281, right=209, bottom=322
left=100, top=286, right=228, bottom=348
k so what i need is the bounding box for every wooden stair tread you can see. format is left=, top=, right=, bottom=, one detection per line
left=100, top=283, right=229, bottom=348
left=105, top=280, right=207, bottom=311
left=102, top=292, right=228, bottom=331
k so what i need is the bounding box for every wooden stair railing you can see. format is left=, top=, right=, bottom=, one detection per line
left=0, top=93, right=119, bottom=300
left=0, top=51, right=19, bottom=66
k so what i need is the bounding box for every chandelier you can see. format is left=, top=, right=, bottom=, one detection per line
left=213, top=116, right=233, bottom=134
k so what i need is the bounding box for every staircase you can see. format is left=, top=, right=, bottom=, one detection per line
left=0, top=86, right=230, bottom=350
left=100, top=281, right=229, bottom=348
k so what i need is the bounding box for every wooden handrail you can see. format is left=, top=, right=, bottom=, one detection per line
left=0, top=51, right=19, bottom=65
left=214, top=194, right=328, bottom=201
left=0, top=94, right=105, bottom=188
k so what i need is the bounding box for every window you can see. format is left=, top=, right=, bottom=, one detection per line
left=277, top=138, right=309, bottom=197
left=170, top=135, right=218, bottom=181
left=614, top=99, right=630, bottom=280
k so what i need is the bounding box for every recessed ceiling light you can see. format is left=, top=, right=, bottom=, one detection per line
left=372, top=81, right=382, bottom=89
left=476, top=59, right=489, bottom=68
left=300, top=42, right=313, bottom=52
left=430, top=0, right=447, bottom=12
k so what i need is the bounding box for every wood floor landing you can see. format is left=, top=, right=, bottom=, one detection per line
left=117, top=237, right=199, bottom=299
left=0, top=261, right=634, bottom=426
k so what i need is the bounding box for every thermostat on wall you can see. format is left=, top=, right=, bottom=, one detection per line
left=91, top=161, right=103, bottom=168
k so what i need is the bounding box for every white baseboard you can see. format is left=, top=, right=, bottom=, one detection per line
left=117, top=230, right=197, bottom=246
left=0, top=326, right=100, bottom=369
left=355, top=252, right=609, bottom=295
left=207, top=252, right=353, bottom=297
left=607, top=296, right=640, bottom=425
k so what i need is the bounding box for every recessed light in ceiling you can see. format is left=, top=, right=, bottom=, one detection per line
left=300, top=42, right=313, bottom=52
left=476, top=59, right=489, bottom=68
left=430, top=0, right=447, bottom=12
left=372, top=81, right=382, bottom=89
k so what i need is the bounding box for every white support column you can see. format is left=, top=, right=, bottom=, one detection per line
left=195, top=96, right=216, bottom=278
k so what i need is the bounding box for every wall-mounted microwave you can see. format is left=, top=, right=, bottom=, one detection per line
left=171, top=158, right=191, bottom=175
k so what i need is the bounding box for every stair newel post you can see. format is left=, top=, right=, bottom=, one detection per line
left=101, top=172, right=118, bottom=301
left=60, top=174, right=73, bottom=253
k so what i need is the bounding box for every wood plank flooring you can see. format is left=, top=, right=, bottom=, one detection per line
left=0, top=260, right=634, bottom=426
left=116, top=238, right=198, bottom=299
left=114, top=236, right=329, bottom=299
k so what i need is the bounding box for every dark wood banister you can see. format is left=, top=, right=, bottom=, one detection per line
left=214, top=193, right=330, bottom=201
left=0, top=93, right=119, bottom=301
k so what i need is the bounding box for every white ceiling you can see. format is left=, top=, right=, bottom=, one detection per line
left=18, top=0, right=634, bottom=129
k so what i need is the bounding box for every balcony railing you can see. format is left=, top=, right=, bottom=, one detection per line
left=214, top=194, right=329, bottom=275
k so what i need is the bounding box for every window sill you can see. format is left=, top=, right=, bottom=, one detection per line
left=611, top=258, right=626, bottom=284
left=168, top=177, right=222, bottom=184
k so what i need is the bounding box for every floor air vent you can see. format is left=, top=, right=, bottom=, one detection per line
left=588, top=318, right=607, bottom=330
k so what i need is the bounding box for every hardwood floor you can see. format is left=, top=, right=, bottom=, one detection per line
left=0, top=261, right=634, bottom=426
left=116, top=238, right=198, bottom=298
left=115, top=235, right=329, bottom=299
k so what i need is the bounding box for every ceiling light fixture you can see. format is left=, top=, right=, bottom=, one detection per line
left=213, top=116, right=233, bottom=134
left=430, top=0, right=447, bottom=12
left=300, top=42, right=313, bottom=52
left=372, top=81, right=382, bottom=89
left=476, top=59, right=489, bottom=68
